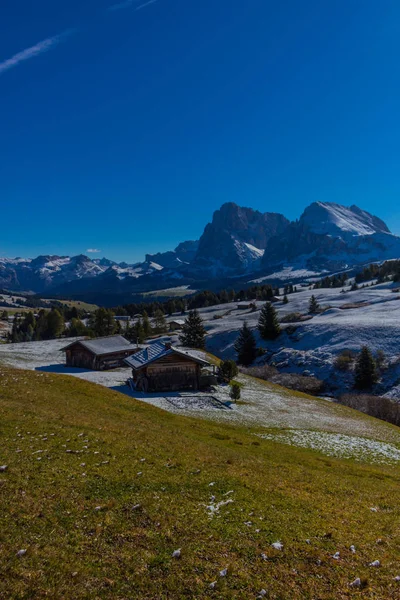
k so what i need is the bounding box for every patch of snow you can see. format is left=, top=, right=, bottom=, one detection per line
left=257, top=430, right=400, bottom=464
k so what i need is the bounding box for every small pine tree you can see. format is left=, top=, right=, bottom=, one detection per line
left=375, top=349, right=386, bottom=372
left=309, top=295, right=320, bottom=314
left=354, top=346, right=378, bottom=389
left=69, top=318, right=88, bottom=337
left=132, top=319, right=146, bottom=344
left=46, top=309, right=65, bottom=339
left=283, top=295, right=289, bottom=304
left=153, top=309, right=166, bottom=333
left=234, top=321, right=257, bottom=366
left=141, top=311, right=152, bottom=337
left=179, top=309, right=206, bottom=349
left=219, top=359, right=239, bottom=382
left=258, top=302, right=281, bottom=340
left=92, top=307, right=117, bottom=337
left=230, top=382, right=241, bottom=402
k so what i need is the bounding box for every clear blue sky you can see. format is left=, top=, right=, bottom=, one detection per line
left=1, top=0, right=400, bottom=263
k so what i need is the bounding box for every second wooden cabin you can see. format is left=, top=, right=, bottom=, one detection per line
left=124, top=341, right=214, bottom=392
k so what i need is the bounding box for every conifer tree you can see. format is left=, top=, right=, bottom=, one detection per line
left=92, top=307, right=116, bottom=337
left=46, top=309, right=65, bottom=339
left=131, top=319, right=145, bottom=344
left=230, top=382, right=241, bottom=401
left=179, top=309, right=206, bottom=349
left=234, top=321, right=257, bottom=365
left=258, top=302, right=281, bottom=340
left=283, top=295, right=289, bottom=304
left=309, top=295, right=320, bottom=314
left=219, top=359, right=239, bottom=382
left=142, top=311, right=152, bottom=337
left=354, top=346, right=378, bottom=389
left=153, top=309, right=167, bottom=333
left=69, top=318, right=87, bottom=337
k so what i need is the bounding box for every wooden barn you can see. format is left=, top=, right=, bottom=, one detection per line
left=169, top=319, right=185, bottom=332
left=124, top=341, right=213, bottom=392
left=61, top=335, right=139, bottom=370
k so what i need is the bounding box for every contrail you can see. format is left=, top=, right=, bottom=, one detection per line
left=108, top=0, right=158, bottom=12
left=0, top=30, right=74, bottom=76
left=135, top=0, right=158, bottom=11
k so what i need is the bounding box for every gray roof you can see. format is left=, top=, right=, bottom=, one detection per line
left=124, top=342, right=210, bottom=370
left=61, top=335, right=134, bottom=356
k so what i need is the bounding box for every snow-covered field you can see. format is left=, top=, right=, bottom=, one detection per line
left=183, top=282, right=400, bottom=398
left=1, top=336, right=400, bottom=463
left=257, top=430, right=400, bottom=465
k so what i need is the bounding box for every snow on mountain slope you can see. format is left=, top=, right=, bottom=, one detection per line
left=300, top=202, right=390, bottom=237
left=191, top=282, right=400, bottom=398
left=262, top=202, right=400, bottom=274
left=110, top=261, right=164, bottom=280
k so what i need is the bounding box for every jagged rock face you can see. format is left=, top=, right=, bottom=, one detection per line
left=263, top=202, right=398, bottom=272
left=194, top=202, right=289, bottom=271
left=145, top=240, right=199, bottom=269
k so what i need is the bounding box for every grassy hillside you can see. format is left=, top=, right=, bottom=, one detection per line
left=1, top=368, right=400, bottom=599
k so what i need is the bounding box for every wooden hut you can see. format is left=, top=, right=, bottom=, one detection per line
left=61, top=335, right=139, bottom=370
left=124, top=341, right=212, bottom=392
left=169, top=319, right=185, bottom=331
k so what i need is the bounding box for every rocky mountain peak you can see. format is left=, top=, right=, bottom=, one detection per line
left=194, top=203, right=289, bottom=272
left=299, top=202, right=391, bottom=237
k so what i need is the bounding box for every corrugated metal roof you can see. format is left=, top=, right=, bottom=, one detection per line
left=61, top=335, right=134, bottom=356
left=124, top=342, right=210, bottom=370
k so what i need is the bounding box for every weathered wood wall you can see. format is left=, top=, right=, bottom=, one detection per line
left=65, top=344, right=137, bottom=370
left=134, top=353, right=201, bottom=391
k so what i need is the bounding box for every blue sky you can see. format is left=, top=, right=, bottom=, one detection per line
left=1, top=0, right=400, bottom=263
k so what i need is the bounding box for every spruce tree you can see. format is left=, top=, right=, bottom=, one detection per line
left=354, top=346, right=378, bottom=389
left=142, top=311, right=152, bottom=337
left=131, top=319, right=145, bottom=344
left=258, top=302, right=281, bottom=340
left=179, top=309, right=206, bottom=349
left=46, top=309, right=65, bottom=339
left=234, top=321, right=257, bottom=366
left=230, top=382, right=241, bottom=401
left=92, top=307, right=116, bottom=337
left=219, top=359, right=239, bottom=382
left=153, top=309, right=166, bottom=333
left=283, top=295, right=289, bottom=304
left=309, top=295, right=320, bottom=314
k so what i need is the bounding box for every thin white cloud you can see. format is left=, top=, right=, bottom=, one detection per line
left=109, top=0, right=158, bottom=12
left=135, top=0, right=158, bottom=11
left=86, top=248, right=102, bottom=253
left=0, top=30, right=73, bottom=76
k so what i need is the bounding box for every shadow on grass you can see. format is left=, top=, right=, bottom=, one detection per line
left=35, top=364, right=93, bottom=374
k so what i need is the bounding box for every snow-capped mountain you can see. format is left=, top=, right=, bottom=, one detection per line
left=0, top=254, right=112, bottom=293
left=191, top=202, right=289, bottom=274
left=145, top=240, right=199, bottom=269
left=300, top=202, right=390, bottom=237
left=262, top=202, right=400, bottom=273
left=1, top=201, right=399, bottom=300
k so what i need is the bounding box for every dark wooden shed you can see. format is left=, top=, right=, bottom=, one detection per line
left=124, top=342, right=213, bottom=392
left=61, top=335, right=139, bottom=370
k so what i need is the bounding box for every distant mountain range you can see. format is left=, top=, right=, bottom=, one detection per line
left=1, top=201, right=400, bottom=305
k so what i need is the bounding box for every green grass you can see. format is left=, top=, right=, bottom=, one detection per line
left=0, top=368, right=400, bottom=599
left=49, top=299, right=99, bottom=312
